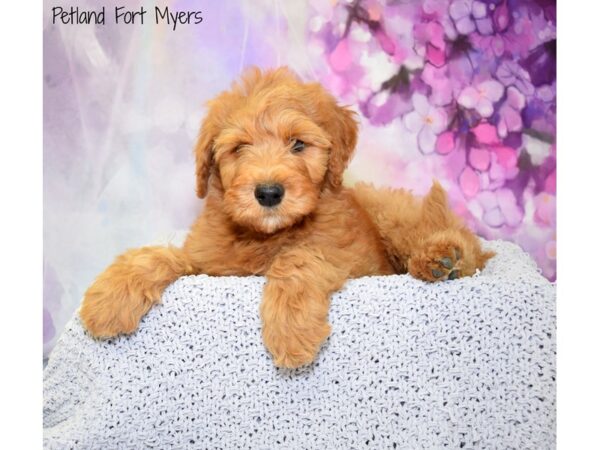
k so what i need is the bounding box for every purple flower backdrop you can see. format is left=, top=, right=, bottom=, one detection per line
left=44, top=0, right=556, bottom=356
left=307, top=0, right=556, bottom=277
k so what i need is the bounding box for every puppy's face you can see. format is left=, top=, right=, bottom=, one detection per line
left=215, top=111, right=331, bottom=234
left=195, top=68, right=358, bottom=234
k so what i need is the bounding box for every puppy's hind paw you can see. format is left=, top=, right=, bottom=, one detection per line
left=408, top=242, right=467, bottom=282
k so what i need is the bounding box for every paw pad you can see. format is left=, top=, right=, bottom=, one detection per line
left=440, top=257, right=453, bottom=269
left=427, top=247, right=464, bottom=281
left=432, top=269, right=444, bottom=278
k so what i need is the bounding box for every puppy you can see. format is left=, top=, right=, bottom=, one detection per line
left=80, top=67, right=493, bottom=368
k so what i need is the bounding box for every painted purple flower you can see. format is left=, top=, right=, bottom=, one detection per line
left=421, top=63, right=453, bottom=106
left=497, top=86, right=526, bottom=138
left=466, top=123, right=519, bottom=189
left=459, top=166, right=480, bottom=197
left=404, top=93, right=448, bottom=154
left=469, top=146, right=491, bottom=171
left=471, top=122, right=499, bottom=144
left=462, top=0, right=511, bottom=35
left=414, top=21, right=447, bottom=67
left=470, top=2, right=547, bottom=59
left=458, top=79, right=504, bottom=117
left=449, top=0, right=509, bottom=36
left=436, top=131, right=456, bottom=155
left=472, top=33, right=506, bottom=57
left=496, top=60, right=535, bottom=96
left=421, top=53, right=475, bottom=107
left=492, top=1, right=511, bottom=32
left=489, top=146, right=519, bottom=183
left=422, top=0, right=461, bottom=40
left=471, top=1, right=494, bottom=35
left=449, top=0, right=476, bottom=35
left=423, top=0, right=449, bottom=17
left=474, top=188, right=524, bottom=228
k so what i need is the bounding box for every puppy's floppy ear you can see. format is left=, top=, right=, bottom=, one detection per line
left=194, top=109, right=218, bottom=199
left=323, top=104, right=358, bottom=190
left=306, top=83, right=358, bottom=190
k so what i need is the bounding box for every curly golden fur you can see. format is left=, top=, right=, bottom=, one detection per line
left=80, top=67, right=494, bottom=368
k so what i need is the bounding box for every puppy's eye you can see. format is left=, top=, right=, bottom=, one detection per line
left=233, top=144, right=248, bottom=154
left=291, top=139, right=305, bottom=153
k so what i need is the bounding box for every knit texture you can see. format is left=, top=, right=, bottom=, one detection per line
left=43, top=240, right=555, bottom=449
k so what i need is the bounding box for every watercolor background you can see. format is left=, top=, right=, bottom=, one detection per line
left=44, top=0, right=556, bottom=356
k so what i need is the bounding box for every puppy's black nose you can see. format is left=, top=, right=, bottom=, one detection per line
left=254, top=183, right=284, bottom=207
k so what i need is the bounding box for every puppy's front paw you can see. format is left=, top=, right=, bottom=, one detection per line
left=408, top=240, right=466, bottom=282
left=80, top=272, right=156, bottom=339
left=262, top=320, right=331, bottom=369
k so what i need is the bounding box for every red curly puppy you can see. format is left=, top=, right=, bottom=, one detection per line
left=80, top=67, right=493, bottom=368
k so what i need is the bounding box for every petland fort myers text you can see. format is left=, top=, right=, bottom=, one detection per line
left=51, top=6, right=203, bottom=30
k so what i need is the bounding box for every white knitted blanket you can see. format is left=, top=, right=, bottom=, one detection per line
left=43, top=240, right=555, bottom=449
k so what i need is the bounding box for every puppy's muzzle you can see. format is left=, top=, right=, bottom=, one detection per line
left=254, top=183, right=284, bottom=207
